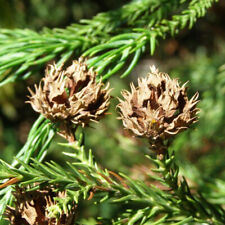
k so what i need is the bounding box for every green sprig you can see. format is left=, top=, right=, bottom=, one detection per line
left=1, top=133, right=224, bottom=224
left=0, top=115, right=55, bottom=220
left=0, top=0, right=216, bottom=85
left=84, top=0, right=218, bottom=80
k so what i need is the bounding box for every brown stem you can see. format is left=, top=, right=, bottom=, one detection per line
left=67, top=126, right=76, bottom=143
left=149, top=138, right=168, bottom=158
left=58, top=122, right=77, bottom=143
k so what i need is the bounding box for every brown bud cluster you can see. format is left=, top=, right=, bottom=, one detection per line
left=5, top=188, right=76, bottom=225
left=117, top=66, right=199, bottom=149
left=27, top=58, right=111, bottom=141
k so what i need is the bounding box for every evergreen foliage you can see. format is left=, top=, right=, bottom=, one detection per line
left=0, top=116, right=55, bottom=220
left=1, top=134, right=224, bottom=224
left=0, top=0, right=224, bottom=224
left=0, top=0, right=217, bottom=85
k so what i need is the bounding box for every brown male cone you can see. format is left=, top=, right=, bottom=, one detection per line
left=117, top=66, right=199, bottom=152
left=27, top=58, right=111, bottom=141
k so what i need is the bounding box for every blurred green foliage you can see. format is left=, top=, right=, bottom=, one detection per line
left=171, top=47, right=225, bottom=177
left=0, top=0, right=128, bottom=29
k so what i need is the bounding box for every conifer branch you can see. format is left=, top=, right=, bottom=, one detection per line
left=84, top=0, right=218, bottom=80
left=0, top=0, right=216, bottom=85
left=0, top=115, right=55, bottom=220
left=1, top=134, right=224, bottom=224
